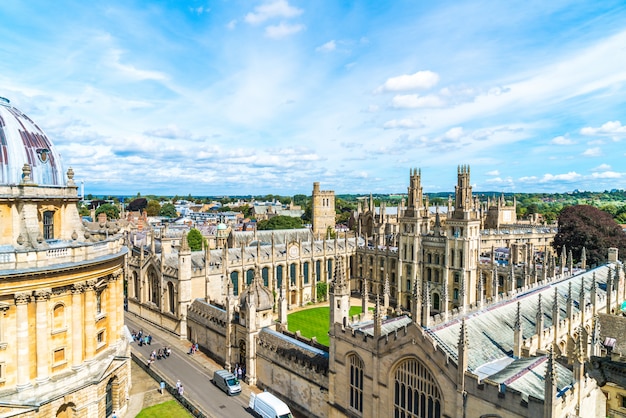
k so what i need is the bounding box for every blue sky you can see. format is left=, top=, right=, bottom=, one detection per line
left=1, top=0, right=626, bottom=196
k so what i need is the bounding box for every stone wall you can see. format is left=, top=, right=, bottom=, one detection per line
left=256, top=328, right=329, bottom=418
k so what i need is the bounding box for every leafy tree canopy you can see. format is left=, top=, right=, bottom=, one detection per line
left=187, top=228, right=205, bottom=251
left=95, top=203, right=120, bottom=220
left=146, top=200, right=161, bottom=216
left=257, top=215, right=303, bottom=230
left=159, top=203, right=178, bottom=218
left=553, top=205, right=626, bottom=266
left=128, top=198, right=148, bottom=212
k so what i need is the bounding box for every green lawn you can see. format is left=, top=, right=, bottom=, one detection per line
left=287, top=306, right=368, bottom=346
left=136, top=400, right=193, bottom=418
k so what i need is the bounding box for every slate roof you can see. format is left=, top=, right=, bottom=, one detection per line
left=427, top=264, right=616, bottom=401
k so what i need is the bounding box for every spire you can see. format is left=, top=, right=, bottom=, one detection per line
left=536, top=293, right=544, bottom=346
left=421, top=281, right=430, bottom=327
left=362, top=276, right=369, bottom=318
left=514, top=301, right=522, bottom=357
left=544, top=346, right=558, bottom=417
left=590, top=272, right=598, bottom=316
left=458, top=318, right=469, bottom=390
left=579, top=275, right=586, bottom=322
left=581, top=247, right=587, bottom=270
left=552, top=287, right=559, bottom=346
left=374, top=295, right=382, bottom=337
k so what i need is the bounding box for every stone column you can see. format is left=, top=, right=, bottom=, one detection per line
left=35, top=289, right=52, bottom=384
left=15, top=293, right=31, bottom=390
left=71, top=283, right=85, bottom=369
left=84, top=280, right=97, bottom=362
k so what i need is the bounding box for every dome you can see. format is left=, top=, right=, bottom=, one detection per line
left=217, top=223, right=228, bottom=230
left=0, top=97, right=64, bottom=185
left=239, top=268, right=273, bottom=311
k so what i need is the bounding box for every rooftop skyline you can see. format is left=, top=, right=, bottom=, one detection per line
left=1, top=1, right=626, bottom=196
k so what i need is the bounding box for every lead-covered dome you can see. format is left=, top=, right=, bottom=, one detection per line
left=239, top=268, right=274, bottom=311
left=0, top=97, right=64, bottom=185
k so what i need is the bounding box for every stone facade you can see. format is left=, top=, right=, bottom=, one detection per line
left=0, top=99, right=130, bottom=418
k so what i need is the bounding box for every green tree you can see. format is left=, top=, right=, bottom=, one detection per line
left=159, top=203, right=178, bottom=218
left=146, top=200, right=161, bottom=216
left=257, top=215, right=303, bottom=230
left=553, top=205, right=626, bottom=266
left=95, top=203, right=120, bottom=220
left=187, top=228, right=206, bottom=251
left=316, top=282, right=328, bottom=302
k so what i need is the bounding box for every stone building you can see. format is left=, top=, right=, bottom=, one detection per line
left=0, top=97, right=130, bottom=417
left=311, top=181, right=336, bottom=239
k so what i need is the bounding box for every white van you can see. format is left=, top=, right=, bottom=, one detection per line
left=212, top=369, right=241, bottom=396
left=249, top=391, right=293, bottom=418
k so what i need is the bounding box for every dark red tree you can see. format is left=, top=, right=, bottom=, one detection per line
left=127, top=198, right=148, bottom=212
left=553, top=205, right=626, bottom=266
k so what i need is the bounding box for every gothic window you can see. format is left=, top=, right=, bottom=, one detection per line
left=316, top=260, right=321, bottom=282
left=453, top=288, right=459, bottom=301
left=167, top=282, right=175, bottom=314
left=231, top=271, right=239, bottom=296
left=433, top=293, right=440, bottom=311
left=327, top=259, right=333, bottom=281
left=133, top=271, right=140, bottom=300
left=276, top=266, right=283, bottom=288
left=290, top=263, right=297, bottom=286
left=459, top=250, right=464, bottom=268
left=434, top=270, right=440, bottom=283
left=454, top=272, right=460, bottom=283
left=149, top=272, right=160, bottom=307
left=427, top=253, right=432, bottom=263
left=262, top=267, right=269, bottom=287
left=349, top=354, right=364, bottom=413
left=43, top=210, right=54, bottom=240
left=380, top=258, right=385, bottom=267
left=246, top=269, right=254, bottom=286
left=393, top=358, right=441, bottom=418
left=450, top=250, right=454, bottom=267
left=435, top=254, right=440, bottom=265
left=303, top=263, right=310, bottom=285
left=426, top=268, right=432, bottom=282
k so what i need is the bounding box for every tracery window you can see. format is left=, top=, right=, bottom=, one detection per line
left=393, top=358, right=442, bottom=418
left=149, top=271, right=160, bottom=307
left=167, top=282, right=175, bottom=314
left=349, top=354, right=364, bottom=413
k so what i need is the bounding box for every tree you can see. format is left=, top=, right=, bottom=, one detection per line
left=95, top=203, right=120, bottom=220
left=553, top=205, right=626, bottom=266
left=159, top=203, right=178, bottom=218
left=257, top=215, right=303, bottom=230
left=128, top=198, right=148, bottom=212
left=187, top=228, right=205, bottom=251
left=146, top=200, right=161, bottom=216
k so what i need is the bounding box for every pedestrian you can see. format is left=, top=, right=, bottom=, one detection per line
left=242, top=366, right=246, bottom=380
left=195, top=342, right=199, bottom=353
left=147, top=334, right=152, bottom=345
left=160, top=380, right=165, bottom=395
left=178, top=384, right=184, bottom=396
left=176, top=379, right=181, bottom=390
left=112, top=411, right=117, bottom=418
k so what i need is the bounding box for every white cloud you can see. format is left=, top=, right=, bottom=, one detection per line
left=591, top=163, right=612, bottom=171
left=582, top=147, right=602, bottom=157
left=376, top=70, right=439, bottom=93
left=108, top=49, right=167, bottom=81
left=265, top=22, right=305, bottom=39
left=580, top=121, right=626, bottom=138
left=244, top=0, right=303, bottom=24
left=445, top=127, right=464, bottom=140
left=540, top=172, right=581, bottom=182
left=591, top=171, right=622, bottom=179
left=391, top=94, right=445, bottom=108
left=226, top=20, right=237, bottom=30
left=486, top=170, right=500, bottom=176
left=190, top=6, right=210, bottom=14
left=383, top=119, right=421, bottom=129
left=316, top=40, right=336, bottom=52
left=551, top=135, right=574, bottom=145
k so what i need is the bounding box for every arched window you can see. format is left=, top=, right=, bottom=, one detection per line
left=133, top=271, right=140, bottom=301
left=303, top=262, right=310, bottom=285
left=262, top=267, right=269, bottom=287
left=290, top=263, right=297, bottom=286
left=426, top=268, right=432, bottom=282
left=393, top=358, right=442, bottom=418
left=149, top=271, right=160, bottom=307
left=327, top=259, right=333, bottom=280
left=96, top=292, right=102, bottom=315
left=52, top=303, right=65, bottom=330
left=349, top=354, right=364, bottom=413
left=246, top=269, right=254, bottom=286
left=433, top=293, right=440, bottom=311
left=167, top=282, right=175, bottom=314
left=316, top=260, right=321, bottom=282
left=276, top=266, right=283, bottom=288
left=230, top=271, right=239, bottom=296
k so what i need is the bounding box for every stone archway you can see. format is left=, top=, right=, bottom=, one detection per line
left=56, top=403, right=75, bottom=418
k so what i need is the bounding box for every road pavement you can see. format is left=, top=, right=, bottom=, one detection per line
left=125, top=312, right=259, bottom=418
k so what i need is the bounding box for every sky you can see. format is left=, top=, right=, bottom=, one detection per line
left=1, top=0, right=626, bottom=197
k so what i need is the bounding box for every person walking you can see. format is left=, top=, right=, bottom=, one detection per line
left=178, top=384, right=184, bottom=396
left=160, top=380, right=165, bottom=395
